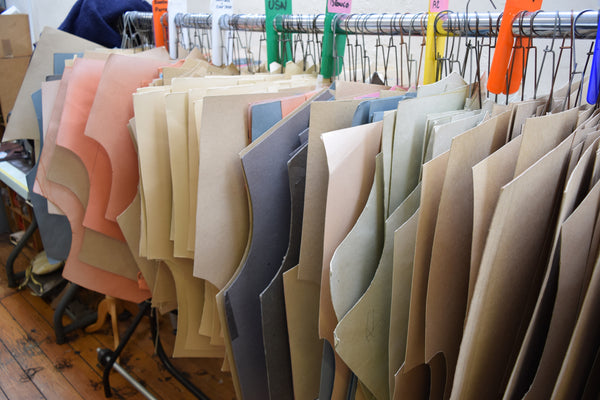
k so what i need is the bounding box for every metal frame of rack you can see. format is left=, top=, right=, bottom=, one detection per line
left=170, top=10, right=600, bottom=38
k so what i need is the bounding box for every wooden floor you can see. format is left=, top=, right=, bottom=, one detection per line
left=0, top=237, right=236, bottom=400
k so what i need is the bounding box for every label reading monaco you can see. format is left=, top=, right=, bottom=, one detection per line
left=268, top=0, right=287, bottom=10
left=329, top=0, right=351, bottom=13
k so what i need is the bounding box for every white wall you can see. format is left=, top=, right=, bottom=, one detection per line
left=7, top=0, right=598, bottom=42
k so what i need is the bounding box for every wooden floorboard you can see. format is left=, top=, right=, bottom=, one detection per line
left=94, top=323, right=198, bottom=400
left=0, top=303, right=83, bottom=400
left=20, top=291, right=151, bottom=400
left=0, top=386, right=10, bottom=400
left=0, top=338, right=44, bottom=400
left=2, top=292, right=132, bottom=400
left=0, top=237, right=236, bottom=400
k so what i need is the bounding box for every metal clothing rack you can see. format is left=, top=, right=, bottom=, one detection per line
left=107, top=7, right=600, bottom=400
left=171, top=10, right=600, bottom=38
left=121, top=10, right=155, bottom=49
left=173, top=10, right=598, bottom=87
left=123, top=10, right=154, bottom=29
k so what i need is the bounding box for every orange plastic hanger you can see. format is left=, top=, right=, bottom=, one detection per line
left=487, top=0, right=543, bottom=95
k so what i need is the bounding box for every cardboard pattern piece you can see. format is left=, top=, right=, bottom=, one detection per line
left=334, top=81, right=387, bottom=100
left=552, top=248, right=600, bottom=398
left=260, top=143, right=308, bottom=400
left=133, top=87, right=175, bottom=260
left=193, top=93, right=295, bottom=289
left=225, top=91, right=330, bottom=400
left=35, top=69, right=149, bottom=303
left=389, top=86, right=467, bottom=213
left=381, top=111, right=396, bottom=218
left=165, top=259, right=225, bottom=358
left=0, top=14, right=32, bottom=124
left=521, top=178, right=600, bottom=399
left=85, top=54, right=170, bottom=222
left=425, top=112, right=485, bottom=163
left=330, top=155, right=385, bottom=321
left=164, top=92, right=194, bottom=258
left=388, top=207, right=420, bottom=397
left=40, top=81, right=65, bottom=218
left=469, top=136, right=522, bottom=308
left=51, top=57, right=125, bottom=242
left=177, top=263, right=221, bottom=354
left=213, top=95, right=296, bottom=400
left=185, top=89, right=204, bottom=253
left=394, top=151, right=449, bottom=397
left=132, top=89, right=222, bottom=347
left=193, top=86, right=316, bottom=397
left=334, top=183, right=421, bottom=400
left=297, top=99, right=364, bottom=285
left=249, top=92, right=318, bottom=142
left=37, top=79, right=74, bottom=220
left=320, top=121, right=383, bottom=399
left=513, top=108, right=579, bottom=177
left=78, top=229, right=140, bottom=281
left=251, top=100, right=283, bottom=141
left=153, top=262, right=178, bottom=314
left=492, top=110, right=586, bottom=398
left=451, top=135, right=574, bottom=399
left=351, top=95, right=412, bottom=127
left=116, top=192, right=163, bottom=303
left=283, top=99, right=363, bottom=400
left=28, top=84, right=72, bottom=261
left=34, top=68, right=72, bottom=206
left=503, top=138, right=600, bottom=399
left=425, top=113, right=509, bottom=398
left=4, top=27, right=103, bottom=142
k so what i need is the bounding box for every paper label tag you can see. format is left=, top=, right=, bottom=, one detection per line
left=429, top=0, right=448, bottom=12
left=167, top=0, right=187, bottom=59
left=265, top=0, right=293, bottom=65
left=152, top=0, right=168, bottom=48
left=211, top=0, right=233, bottom=12
left=267, top=0, right=289, bottom=11
left=328, top=0, right=352, bottom=13
left=210, top=0, right=234, bottom=66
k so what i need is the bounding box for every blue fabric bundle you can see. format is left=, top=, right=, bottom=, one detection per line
left=59, top=0, right=152, bottom=48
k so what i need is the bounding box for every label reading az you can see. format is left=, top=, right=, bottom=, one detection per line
left=429, top=0, right=448, bottom=12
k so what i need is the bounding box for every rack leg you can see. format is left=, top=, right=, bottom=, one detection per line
left=6, top=216, right=37, bottom=288
left=98, top=303, right=212, bottom=400
left=53, top=283, right=97, bottom=344
left=149, top=309, right=211, bottom=400
left=99, top=301, right=150, bottom=398
left=103, top=357, right=158, bottom=400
